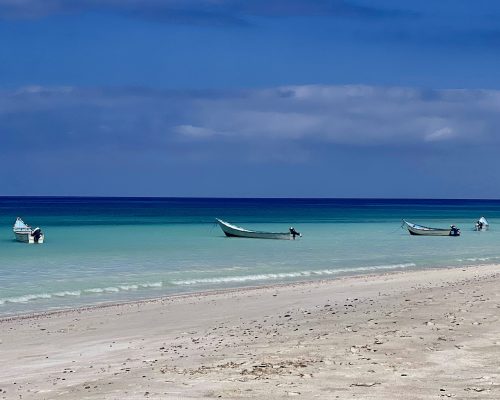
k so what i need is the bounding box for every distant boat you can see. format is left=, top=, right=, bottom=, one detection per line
left=13, top=217, right=44, bottom=244
left=216, top=219, right=300, bottom=240
left=474, top=216, right=489, bottom=231
left=402, top=220, right=460, bottom=237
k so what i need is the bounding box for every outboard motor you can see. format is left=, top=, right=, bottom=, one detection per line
left=32, top=227, right=42, bottom=243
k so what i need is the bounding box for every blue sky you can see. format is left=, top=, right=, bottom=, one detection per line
left=1, top=0, right=500, bottom=197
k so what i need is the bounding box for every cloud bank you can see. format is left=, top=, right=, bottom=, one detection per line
left=1, top=84, right=499, bottom=158
left=3, top=84, right=500, bottom=196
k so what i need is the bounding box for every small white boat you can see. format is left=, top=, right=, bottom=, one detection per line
left=474, top=216, right=489, bottom=231
left=402, top=220, right=460, bottom=237
left=216, top=219, right=300, bottom=240
left=13, top=217, right=44, bottom=244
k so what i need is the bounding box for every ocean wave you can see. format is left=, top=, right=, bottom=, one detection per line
left=84, top=288, right=105, bottom=293
left=0, top=293, right=52, bottom=305
left=52, top=290, right=82, bottom=297
left=171, top=263, right=416, bottom=286
left=118, top=284, right=139, bottom=291
left=457, top=256, right=500, bottom=262
left=140, top=282, right=162, bottom=288
left=83, top=281, right=163, bottom=294
left=103, top=287, right=120, bottom=293
left=0, top=281, right=164, bottom=306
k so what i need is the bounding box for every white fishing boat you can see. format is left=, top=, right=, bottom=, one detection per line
left=216, top=219, right=300, bottom=240
left=474, top=216, right=489, bottom=231
left=402, top=220, right=460, bottom=237
left=13, top=217, right=44, bottom=244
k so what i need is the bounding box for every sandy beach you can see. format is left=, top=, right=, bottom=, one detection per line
left=1, top=265, right=500, bottom=399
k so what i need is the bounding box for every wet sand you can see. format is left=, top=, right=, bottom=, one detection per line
left=1, top=264, right=500, bottom=399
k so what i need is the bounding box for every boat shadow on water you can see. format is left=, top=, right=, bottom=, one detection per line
left=1, top=238, right=19, bottom=244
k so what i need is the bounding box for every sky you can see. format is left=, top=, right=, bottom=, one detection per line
left=1, top=0, right=500, bottom=197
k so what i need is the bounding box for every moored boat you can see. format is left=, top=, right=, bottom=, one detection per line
left=216, top=219, right=300, bottom=240
left=402, top=220, right=460, bottom=237
left=13, top=217, right=44, bottom=244
left=474, top=216, right=489, bottom=231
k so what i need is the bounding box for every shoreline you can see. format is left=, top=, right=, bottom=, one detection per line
left=2, top=263, right=500, bottom=399
left=0, top=262, right=483, bottom=322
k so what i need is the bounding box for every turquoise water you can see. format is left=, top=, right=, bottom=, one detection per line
left=1, top=197, right=500, bottom=316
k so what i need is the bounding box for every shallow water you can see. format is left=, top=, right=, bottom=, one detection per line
left=1, top=197, right=499, bottom=316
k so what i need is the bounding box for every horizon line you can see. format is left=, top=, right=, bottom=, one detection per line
left=1, top=195, right=500, bottom=201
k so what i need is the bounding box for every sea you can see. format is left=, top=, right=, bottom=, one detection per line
left=1, top=197, right=499, bottom=317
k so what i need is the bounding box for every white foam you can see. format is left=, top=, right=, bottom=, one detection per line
left=84, top=288, right=105, bottom=293
left=53, top=290, right=82, bottom=297
left=458, top=256, right=500, bottom=262
left=0, top=289, right=85, bottom=305
left=84, top=281, right=162, bottom=294
left=171, top=263, right=416, bottom=286
left=103, top=287, right=120, bottom=292
left=0, top=281, right=165, bottom=307
left=139, top=282, right=163, bottom=288
left=118, top=285, right=139, bottom=291
left=0, top=293, right=52, bottom=304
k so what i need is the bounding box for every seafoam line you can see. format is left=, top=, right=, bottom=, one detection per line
left=171, top=263, right=416, bottom=286
left=0, top=281, right=163, bottom=305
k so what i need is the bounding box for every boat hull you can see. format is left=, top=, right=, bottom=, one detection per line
left=216, top=219, right=292, bottom=240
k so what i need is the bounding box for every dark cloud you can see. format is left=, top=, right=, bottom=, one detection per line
left=2, top=85, right=500, bottom=158
left=3, top=84, right=500, bottom=196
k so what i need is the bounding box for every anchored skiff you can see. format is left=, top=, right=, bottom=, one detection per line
left=474, top=216, right=489, bottom=231
left=13, top=217, right=45, bottom=244
left=216, top=219, right=298, bottom=240
left=402, top=220, right=460, bottom=237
